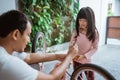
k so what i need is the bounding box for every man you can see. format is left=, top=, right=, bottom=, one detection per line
left=0, top=10, right=77, bottom=80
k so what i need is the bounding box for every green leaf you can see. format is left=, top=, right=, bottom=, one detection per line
left=34, top=11, right=40, bottom=18
left=32, top=0, right=37, bottom=5
left=43, top=6, right=50, bottom=9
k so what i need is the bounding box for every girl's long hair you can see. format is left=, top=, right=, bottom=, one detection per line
left=75, top=7, right=98, bottom=42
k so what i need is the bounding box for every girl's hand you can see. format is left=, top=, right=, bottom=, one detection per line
left=73, top=55, right=85, bottom=61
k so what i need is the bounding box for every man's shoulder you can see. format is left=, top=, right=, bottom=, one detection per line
left=0, top=47, right=11, bottom=62
left=12, top=51, right=27, bottom=60
left=0, top=52, right=16, bottom=64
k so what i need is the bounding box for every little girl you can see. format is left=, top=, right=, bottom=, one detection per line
left=70, top=7, right=99, bottom=80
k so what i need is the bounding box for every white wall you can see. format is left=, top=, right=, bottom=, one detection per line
left=114, top=0, right=120, bottom=16
left=79, top=0, right=109, bottom=46
left=0, top=0, right=16, bottom=14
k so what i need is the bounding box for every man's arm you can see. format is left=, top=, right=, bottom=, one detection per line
left=36, top=44, right=77, bottom=80
left=24, top=53, right=66, bottom=64
left=36, top=54, right=73, bottom=80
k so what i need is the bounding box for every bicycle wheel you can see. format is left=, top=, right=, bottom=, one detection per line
left=70, top=63, right=115, bottom=80
left=32, top=32, right=46, bottom=53
left=30, top=32, right=46, bottom=71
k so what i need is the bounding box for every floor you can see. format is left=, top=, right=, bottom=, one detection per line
left=92, top=44, right=120, bottom=80
left=43, top=41, right=120, bottom=80
left=107, top=38, right=120, bottom=45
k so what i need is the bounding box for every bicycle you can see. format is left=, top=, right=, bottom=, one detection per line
left=31, top=32, right=116, bottom=80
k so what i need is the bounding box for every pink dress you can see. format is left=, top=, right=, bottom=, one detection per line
left=70, top=30, right=99, bottom=64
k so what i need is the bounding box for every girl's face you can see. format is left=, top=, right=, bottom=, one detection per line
left=78, top=18, right=87, bottom=29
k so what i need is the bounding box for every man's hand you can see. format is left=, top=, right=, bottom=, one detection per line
left=67, top=41, right=78, bottom=59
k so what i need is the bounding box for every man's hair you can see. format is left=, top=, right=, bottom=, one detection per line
left=0, top=10, right=29, bottom=38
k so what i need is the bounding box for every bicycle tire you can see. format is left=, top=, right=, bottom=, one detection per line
left=32, top=32, right=46, bottom=53
left=30, top=32, right=46, bottom=71
left=70, top=63, right=115, bottom=80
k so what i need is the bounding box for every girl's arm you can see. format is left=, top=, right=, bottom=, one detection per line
left=84, top=31, right=99, bottom=59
